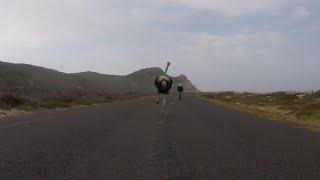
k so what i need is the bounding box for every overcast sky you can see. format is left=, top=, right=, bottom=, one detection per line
left=1, top=0, right=319, bottom=92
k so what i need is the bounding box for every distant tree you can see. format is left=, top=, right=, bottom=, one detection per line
left=0, top=94, right=27, bottom=108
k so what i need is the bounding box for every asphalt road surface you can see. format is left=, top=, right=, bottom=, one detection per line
left=1, top=95, right=320, bottom=179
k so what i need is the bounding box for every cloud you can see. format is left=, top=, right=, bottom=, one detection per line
left=0, top=0, right=128, bottom=47
left=0, top=0, right=319, bottom=91
left=191, top=31, right=285, bottom=48
left=291, top=7, right=311, bottom=21
left=311, top=25, right=320, bottom=31
left=254, top=31, right=285, bottom=44
left=178, top=31, right=286, bottom=61
left=0, top=25, right=43, bottom=46
left=160, top=0, right=290, bottom=16
left=129, top=7, right=185, bottom=22
left=233, top=47, right=247, bottom=57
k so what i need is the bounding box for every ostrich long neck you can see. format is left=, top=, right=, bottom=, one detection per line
left=164, top=63, right=170, bottom=76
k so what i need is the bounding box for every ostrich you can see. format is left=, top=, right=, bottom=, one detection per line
left=154, top=62, right=173, bottom=114
left=177, top=81, right=183, bottom=100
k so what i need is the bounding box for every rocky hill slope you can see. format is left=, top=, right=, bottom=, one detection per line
left=0, top=61, right=198, bottom=98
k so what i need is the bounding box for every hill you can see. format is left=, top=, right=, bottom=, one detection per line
left=0, top=61, right=198, bottom=99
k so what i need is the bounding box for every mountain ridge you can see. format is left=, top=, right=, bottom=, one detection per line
left=0, top=61, right=198, bottom=98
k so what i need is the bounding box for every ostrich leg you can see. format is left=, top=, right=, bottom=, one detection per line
left=161, top=95, right=166, bottom=114
left=156, top=93, right=160, bottom=104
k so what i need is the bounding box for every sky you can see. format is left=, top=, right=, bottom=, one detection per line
left=0, top=0, right=319, bottom=92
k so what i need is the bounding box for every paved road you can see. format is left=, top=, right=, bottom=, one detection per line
left=0, top=95, right=320, bottom=179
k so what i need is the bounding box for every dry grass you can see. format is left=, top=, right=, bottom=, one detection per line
left=0, top=109, right=25, bottom=118
left=0, top=92, right=151, bottom=118
left=201, top=91, right=320, bottom=132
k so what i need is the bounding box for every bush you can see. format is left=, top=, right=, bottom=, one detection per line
left=0, top=94, right=28, bottom=108
left=314, top=91, right=320, bottom=98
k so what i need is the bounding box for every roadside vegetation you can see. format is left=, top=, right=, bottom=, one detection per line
left=201, top=91, right=320, bottom=131
left=0, top=91, right=150, bottom=117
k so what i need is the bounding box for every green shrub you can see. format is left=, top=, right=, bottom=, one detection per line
left=0, top=94, right=28, bottom=108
